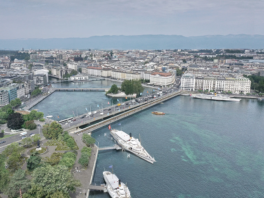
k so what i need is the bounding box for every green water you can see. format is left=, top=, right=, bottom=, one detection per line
left=34, top=80, right=264, bottom=197
left=90, top=97, right=264, bottom=198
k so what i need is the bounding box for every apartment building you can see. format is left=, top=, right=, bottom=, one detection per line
left=0, top=90, right=9, bottom=106
left=181, top=73, right=251, bottom=94
left=180, top=73, right=196, bottom=91
left=150, top=72, right=175, bottom=86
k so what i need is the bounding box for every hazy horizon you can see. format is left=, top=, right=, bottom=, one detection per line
left=0, top=0, right=263, bottom=39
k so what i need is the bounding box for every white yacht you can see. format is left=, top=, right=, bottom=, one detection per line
left=191, top=94, right=241, bottom=102
left=110, top=129, right=156, bottom=164
left=103, top=171, right=131, bottom=198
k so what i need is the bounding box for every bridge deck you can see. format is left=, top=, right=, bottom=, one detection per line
left=67, top=91, right=184, bottom=134
left=99, top=144, right=122, bottom=151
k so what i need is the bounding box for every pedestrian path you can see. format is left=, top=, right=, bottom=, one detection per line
left=70, top=133, right=99, bottom=198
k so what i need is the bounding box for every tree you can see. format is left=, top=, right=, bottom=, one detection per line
left=24, top=110, right=44, bottom=121
left=121, top=80, right=144, bottom=96
left=0, top=155, right=9, bottom=193
left=78, top=68, right=82, bottom=73
left=23, top=185, right=70, bottom=198
left=28, top=64, right=33, bottom=70
left=27, top=153, right=41, bottom=171
left=107, top=84, right=118, bottom=94
left=23, top=120, right=37, bottom=130
left=7, top=113, right=24, bottom=130
left=21, top=137, right=33, bottom=147
left=6, top=169, right=30, bottom=198
left=2, top=143, right=20, bottom=157
left=10, top=98, right=21, bottom=107
left=66, top=138, right=75, bottom=150
left=78, top=152, right=89, bottom=167
left=31, top=88, right=41, bottom=97
left=1, top=104, right=13, bottom=116
left=183, top=59, right=187, bottom=63
left=32, top=134, right=41, bottom=145
left=59, top=157, right=75, bottom=169
left=42, top=121, right=63, bottom=139
left=31, top=165, right=80, bottom=195
left=81, top=146, right=92, bottom=155
left=82, top=133, right=95, bottom=147
left=63, top=63, right=67, bottom=67
left=176, top=68, right=183, bottom=76
left=7, top=152, right=21, bottom=172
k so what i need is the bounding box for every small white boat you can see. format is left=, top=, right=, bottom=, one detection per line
left=103, top=171, right=131, bottom=198
left=46, top=115, right=53, bottom=118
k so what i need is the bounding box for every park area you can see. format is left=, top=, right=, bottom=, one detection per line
left=0, top=120, right=95, bottom=198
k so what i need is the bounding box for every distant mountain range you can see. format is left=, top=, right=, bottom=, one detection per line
left=0, top=35, right=264, bottom=50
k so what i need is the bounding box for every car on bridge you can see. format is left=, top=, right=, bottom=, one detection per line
left=80, top=115, right=86, bottom=119
left=0, top=141, right=6, bottom=144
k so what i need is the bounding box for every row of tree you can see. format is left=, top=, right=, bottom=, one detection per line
left=31, top=87, right=41, bottom=97
left=63, top=70, right=78, bottom=78
left=244, top=75, right=264, bottom=93
left=7, top=110, right=44, bottom=130
left=121, top=80, right=144, bottom=95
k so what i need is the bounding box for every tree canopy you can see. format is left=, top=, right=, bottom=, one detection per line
left=42, top=121, right=63, bottom=139
left=27, top=153, right=41, bottom=171
left=31, top=165, right=80, bottom=195
left=6, top=169, right=30, bottom=197
left=78, top=146, right=92, bottom=167
left=0, top=155, right=9, bottom=193
left=31, top=88, right=41, bottom=97
left=244, top=75, right=264, bottom=93
left=7, top=113, right=24, bottom=130
left=121, top=80, right=144, bottom=95
left=82, top=133, right=95, bottom=147
left=59, top=152, right=76, bottom=169
left=23, top=120, right=37, bottom=130
left=23, top=110, right=44, bottom=121
left=0, top=104, right=13, bottom=124
left=107, top=84, right=119, bottom=94
left=10, top=98, right=21, bottom=107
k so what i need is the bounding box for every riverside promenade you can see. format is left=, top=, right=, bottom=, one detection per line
left=69, top=132, right=99, bottom=198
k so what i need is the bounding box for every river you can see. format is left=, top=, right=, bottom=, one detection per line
left=33, top=79, right=264, bottom=198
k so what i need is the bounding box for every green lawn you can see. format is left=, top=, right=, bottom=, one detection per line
left=0, top=134, right=16, bottom=139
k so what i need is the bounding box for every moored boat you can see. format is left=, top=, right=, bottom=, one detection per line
left=152, top=111, right=165, bottom=115
left=103, top=171, right=131, bottom=198
left=191, top=94, right=241, bottom=102
left=109, top=127, right=156, bottom=164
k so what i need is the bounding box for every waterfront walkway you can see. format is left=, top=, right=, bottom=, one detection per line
left=69, top=133, right=99, bottom=198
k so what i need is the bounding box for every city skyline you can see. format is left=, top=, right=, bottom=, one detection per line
left=0, top=0, right=263, bottom=39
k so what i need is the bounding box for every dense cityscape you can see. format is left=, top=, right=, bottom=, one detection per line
left=1, top=48, right=264, bottom=107
left=0, top=48, right=263, bottom=197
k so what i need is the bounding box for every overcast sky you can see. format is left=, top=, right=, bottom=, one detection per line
left=0, top=0, right=263, bottom=39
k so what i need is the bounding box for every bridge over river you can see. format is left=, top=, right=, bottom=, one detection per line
left=62, top=90, right=185, bottom=133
